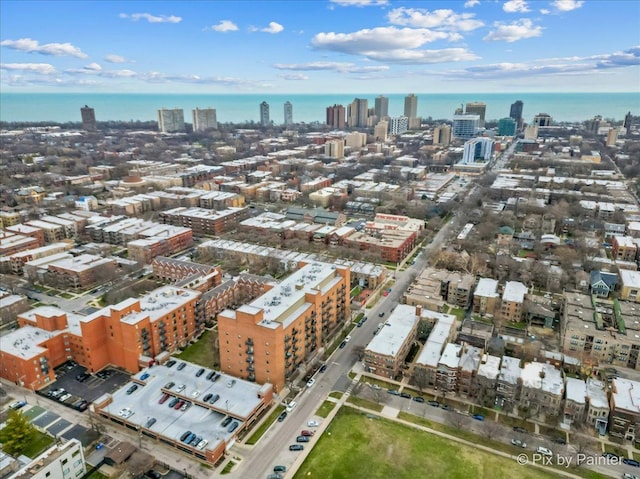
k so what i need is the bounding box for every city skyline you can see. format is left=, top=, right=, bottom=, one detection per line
left=1, top=0, right=639, bottom=94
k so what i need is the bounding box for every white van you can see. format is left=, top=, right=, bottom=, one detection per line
left=286, top=401, right=297, bottom=412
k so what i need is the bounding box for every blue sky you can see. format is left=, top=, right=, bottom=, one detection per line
left=1, top=0, right=638, bottom=93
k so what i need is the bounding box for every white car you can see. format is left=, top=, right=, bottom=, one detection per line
left=511, top=439, right=527, bottom=448
left=197, top=439, right=209, bottom=450
left=286, top=401, right=297, bottom=412
left=192, top=391, right=200, bottom=398
left=306, top=378, right=315, bottom=388
left=175, top=384, right=186, bottom=393
left=344, top=335, right=351, bottom=343
left=307, top=420, right=319, bottom=427
left=118, top=408, right=134, bottom=418
left=536, top=446, right=553, bottom=456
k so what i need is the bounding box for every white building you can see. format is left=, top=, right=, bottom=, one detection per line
left=452, top=114, right=479, bottom=139
left=461, top=138, right=494, bottom=164
left=284, top=101, right=293, bottom=126
left=158, top=108, right=185, bottom=133
left=192, top=108, right=218, bottom=132
left=9, top=438, right=86, bottom=479
left=389, top=116, right=409, bottom=135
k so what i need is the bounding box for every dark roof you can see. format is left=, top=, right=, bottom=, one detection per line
left=104, top=442, right=136, bottom=466
left=590, top=270, right=618, bottom=289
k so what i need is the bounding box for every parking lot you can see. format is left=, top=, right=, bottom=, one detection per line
left=37, top=361, right=131, bottom=411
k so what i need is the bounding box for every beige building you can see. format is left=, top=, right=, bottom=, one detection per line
left=473, top=278, right=500, bottom=316
left=499, top=281, right=528, bottom=323
left=585, top=378, right=609, bottom=435
left=619, top=269, right=640, bottom=302
left=563, top=377, right=587, bottom=427
left=364, top=305, right=420, bottom=379
left=609, top=378, right=640, bottom=443
left=519, top=361, right=564, bottom=419
left=412, top=310, right=457, bottom=389
left=404, top=268, right=475, bottom=311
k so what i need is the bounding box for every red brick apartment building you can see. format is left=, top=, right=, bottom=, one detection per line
left=159, top=207, right=249, bottom=236
left=344, top=229, right=417, bottom=263
left=218, top=261, right=350, bottom=391
left=1, top=286, right=201, bottom=389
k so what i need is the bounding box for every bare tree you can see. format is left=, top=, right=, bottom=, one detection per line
left=413, top=368, right=429, bottom=394
left=483, top=420, right=502, bottom=441
left=446, top=410, right=467, bottom=429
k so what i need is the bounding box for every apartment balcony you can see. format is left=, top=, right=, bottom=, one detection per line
left=246, top=347, right=254, bottom=354
left=245, top=339, right=254, bottom=346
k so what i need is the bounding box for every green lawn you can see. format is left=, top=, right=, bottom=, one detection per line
left=346, top=396, right=383, bottom=412
left=359, top=376, right=398, bottom=391
left=220, top=460, right=236, bottom=474
left=294, top=407, right=561, bottom=479
left=245, top=406, right=286, bottom=445
left=22, top=431, right=55, bottom=458
left=329, top=392, right=343, bottom=400
left=175, top=330, right=217, bottom=368
left=316, top=401, right=336, bottom=418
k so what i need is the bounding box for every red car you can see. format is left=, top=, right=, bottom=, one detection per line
left=158, top=393, right=169, bottom=404
left=174, top=400, right=185, bottom=410
left=300, top=430, right=315, bottom=437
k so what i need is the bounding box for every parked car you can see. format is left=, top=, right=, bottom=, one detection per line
left=203, top=393, right=212, bottom=402
left=428, top=400, right=439, bottom=407
left=307, top=420, right=319, bottom=427
left=300, top=430, right=315, bottom=436
left=195, top=368, right=205, bottom=377
left=146, top=470, right=162, bottom=479
left=286, top=401, right=297, bottom=412
left=339, top=340, right=347, bottom=349
left=183, top=433, right=195, bottom=444
left=378, top=312, right=385, bottom=317
left=209, top=394, right=220, bottom=404
left=267, top=474, right=282, bottom=479
left=166, top=360, right=176, bottom=368
left=472, top=414, right=484, bottom=421
left=412, top=396, right=425, bottom=403
left=296, top=436, right=310, bottom=443
left=602, top=452, right=620, bottom=460
left=180, top=431, right=192, bottom=442
left=126, top=385, right=139, bottom=395
left=228, top=421, right=239, bottom=433
left=306, top=378, right=316, bottom=388
left=344, top=335, right=351, bottom=343
left=159, top=393, right=170, bottom=404
left=192, top=391, right=200, bottom=398
left=164, top=381, right=175, bottom=389
left=140, top=373, right=150, bottom=381
left=274, top=465, right=287, bottom=473
left=206, top=371, right=215, bottom=380
left=440, top=404, right=452, bottom=411
left=319, top=364, right=327, bottom=373
left=196, top=439, right=209, bottom=450
left=277, top=411, right=288, bottom=422
left=174, top=400, right=185, bottom=410
left=400, top=392, right=411, bottom=399
left=289, top=444, right=304, bottom=451
left=145, top=418, right=157, bottom=428
left=180, top=402, right=191, bottom=412
left=177, top=362, right=186, bottom=371
left=513, top=426, right=528, bottom=434
left=387, top=390, right=400, bottom=396
left=190, top=435, right=202, bottom=446
left=622, top=473, right=638, bottom=479
left=552, top=437, right=567, bottom=445
left=624, top=458, right=640, bottom=468
left=8, top=400, right=26, bottom=410
left=211, top=373, right=220, bottom=382
left=536, top=446, right=553, bottom=456
left=221, top=417, right=233, bottom=427
left=175, top=384, right=185, bottom=393
left=511, top=439, right=527, bottom=448
left=168, top=397, right=179, bottom=408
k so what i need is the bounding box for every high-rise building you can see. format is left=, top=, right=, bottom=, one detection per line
left=325, top=139, right=345, bottom=158
left=375, top=95, right=389, bottom=120
left=433, top=124, right=451, bottom=146
left=586, top=115, right=602, bottom=134
left=326, top=104, right=345, bottom=129
left=217, top=261, right=350, bottom=391
left=498, top=118, right=516, bottom=136
left=260, top=101, right=270, bottom=127
left=606, top=128, right=619, bottom=146
left=389, top=116, right=409, bottom=135
left=524, top=125, right=539, bottom=140
left=534, top=113, right=552, bottom=127
left=452, top=114, right=480, bottom=139
left=284, top=101, right=293, bottom=126
left=192, top=108, right=217, bottom=132
left=80, top=105, right=96, bottom=131
left=509, top=100, right=523, bottom=127
left=157, top=108, right=185, bottom=132
left=465, top=102, right=486, bottom=128
left=404, top=94, right=418, bottom=118
left=623, top=111, right=633, bottom=131
left=348, top=98, right=369, bottom=128
left=374, top=121, right=388, bottom=142
left=462, top=138, right=494, bottom=164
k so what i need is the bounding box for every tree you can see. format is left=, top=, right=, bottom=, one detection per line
left=446, top=410, right=467, bottom=429
left=413, top=367, right=429, bottom=393
left=0, top=410, right=36, bottom=455
left=483, top=420, right=502, bottom=441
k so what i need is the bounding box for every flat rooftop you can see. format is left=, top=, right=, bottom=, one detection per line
left=99, top=359, right=272, bottom=452
left=520, top=361, right=564, bottom=396
left=1, top=325, right=57, bottom=359
left=366, top=305, right=418, bottom=357
left=612, top=378, right=640, bottom=414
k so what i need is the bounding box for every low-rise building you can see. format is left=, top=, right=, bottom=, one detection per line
left=609, top=378, right=640, bottom=443
left=475, top=354, right=501, bottom=406
left=364, top=305, right=420, bottom=379
left=612, top=235, right=638, bottom=262
left=619, top=269, right=640, bottom=303
left=9, top=438, right=86, bottom=479
left=519, top=361, right=564, bottom=418
left=159, top=207, right=249, bottom=236
left=563, top=377, right=587, bottom=426
left=499, top=281, right=528, bottom=323
left=496, top=356, right=521, bottom=411
left=412, top=310, right=457, bottom=389
left=458, top=344, right=482, bottom=397
left=473, top=278, right=500, bottom=316
left=43, top=254, right=118, bottom=289
left=344, top=229, right=417, bottom=263
left=585, top=378, right=609, bottom=435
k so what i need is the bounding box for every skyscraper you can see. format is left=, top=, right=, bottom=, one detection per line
left=498, top=118, right=516, bottom=136
left=433, top=125, right=451, bottom=146
left=157, top=108, right=185, bottom=132
left=404, top=94, right=418, bottom=119
left=374, top=121, right=388, bottom=142
left=389, top=116, right=409, bottom=135
left=624, top=111, right=633, bottom=131
left=326, top=104, right=345, bottom=129
left=375, top=95, right=389, bottom=120
left=452, top=114, right=480, bottom=139
left=260, top=101, right=270, bottom=127
left=284, top=101, right=293, bottom=127
left=348, top=98, right=368, bottom=128
left=80, top=105, right=96, bottom=131
left=465, top=102, right=486, bottom=128
left=509, top=100, right=523, bottom=126
left=192, top=108, right=217, bottom=132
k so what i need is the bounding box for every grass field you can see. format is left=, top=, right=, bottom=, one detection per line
left=245, top=406, right=285, bottom=445
left=22, top=431, right=55, bottom=458
left=294, top=407, right=563, bottom=479
left=316, top=400, right=336, bottom=418
left=175, top=330, right=217, bottom=368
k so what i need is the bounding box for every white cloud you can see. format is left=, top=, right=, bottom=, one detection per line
left=211, top=20, right=238, bottom=32
left=104, top=54, right=131, bottom=63
left=503, top=0, right=530, bottom=13
left=0, top=38, right=87, bottom=58
left=311, top=27, right=476, bottom=64
left=484, top=19, right=543, bottom=42
left=273, top=61, right=390, bottom=73
left=84, top=63, right=102, bottom=71
left=1, top=63, right=56, bottom=74
left=552, top=0, right=584, bottom=11
left=329, top=0, right=388, bottom=6
left=387, top=7, right=484, bottom=32
left=119, top=13, right=182, bottom=23
left=279, top=73, right=309, bottom=80
left=261, top=22, right=284, bottom=34
left=540, top=8, right=550, bottom=14
left=102, top=69, right=137, bottom=78
left=464, top=0, right=480, bottom=7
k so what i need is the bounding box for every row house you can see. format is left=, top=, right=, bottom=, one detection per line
left=159, top=207, right=249, bottom=236
left=151, top=256, right=220, bottom=283
left=0, top=232, right=41, bottom=257
left=612, top=235, right=638, bottom=262
left=6, top=242, right=74, bottom=274
left=475, top=354, right=502, bottom=407
left=609, top=378, right=640, bottom=444
left=412, top=310, right=457, bottom=389
left=5, top=224, right=45, bottom=248
left=519, top=361, right=564, bottom=418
